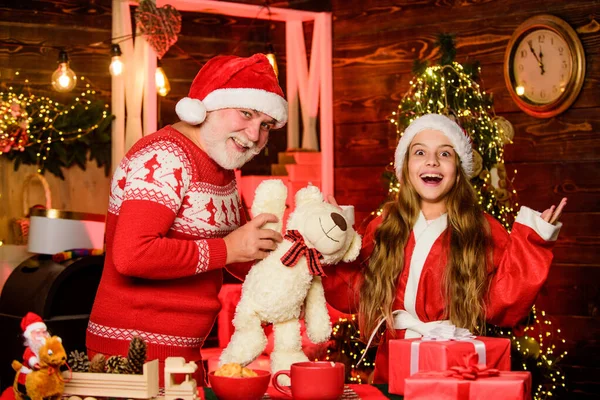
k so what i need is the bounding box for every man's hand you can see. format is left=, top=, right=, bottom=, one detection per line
left=224, top=213, right=283, bottom=264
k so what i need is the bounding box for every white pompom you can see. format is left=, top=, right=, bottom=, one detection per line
left=175, top=97, right=207, bottom=125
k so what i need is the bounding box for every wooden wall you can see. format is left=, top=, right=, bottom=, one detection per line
left=330, top=0, right=600, bottom=398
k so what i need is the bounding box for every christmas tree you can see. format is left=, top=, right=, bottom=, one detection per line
left=325, top=34, right=567, bottom=399
left=387, top=33, right=517, bottom=229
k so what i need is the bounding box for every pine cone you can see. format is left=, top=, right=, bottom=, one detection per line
left=127, top=336, right=147, bottom=374
left=67, top=350, right=90, bottom=372
left=105, top=355, right=132, bottom=374
left=89, top=353, right=106, bottom=373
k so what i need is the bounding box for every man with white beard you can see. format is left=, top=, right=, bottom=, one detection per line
left=87, top=53, right=287, bottom=386
left=16, top=312, right=50, bottom=394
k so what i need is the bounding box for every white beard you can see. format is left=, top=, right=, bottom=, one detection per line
left=25, top=337, right=43, bottom=355
left=200, top=128, right=262, bottom=170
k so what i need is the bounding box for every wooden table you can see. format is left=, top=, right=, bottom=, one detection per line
left=201, top=384, right=403, bottom=399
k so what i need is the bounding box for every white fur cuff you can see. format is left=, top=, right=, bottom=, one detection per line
left=515, top=206, right=562, bottom=242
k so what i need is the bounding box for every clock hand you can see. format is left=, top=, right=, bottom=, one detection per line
left=538, top=45, right=545, bottom=75
left=527, top=40, right=545, bottom=75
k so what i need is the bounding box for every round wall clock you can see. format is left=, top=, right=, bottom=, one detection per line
left=504, top=14, right=586, bottom=118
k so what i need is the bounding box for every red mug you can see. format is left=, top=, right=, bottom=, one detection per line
left=272, top=361, right=345, bottom=400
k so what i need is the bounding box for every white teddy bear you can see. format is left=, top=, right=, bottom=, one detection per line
left=219, top=179, right=361, bottom=381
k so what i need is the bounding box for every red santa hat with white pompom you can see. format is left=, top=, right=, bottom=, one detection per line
left=21, top=312, right=47, bottom=339
left=175, top=53, right=288, bottom=129
left=394, top=113, right=474, bottom=178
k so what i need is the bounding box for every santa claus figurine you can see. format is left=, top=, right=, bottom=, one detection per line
left=16, top=312, right=50, bottom=394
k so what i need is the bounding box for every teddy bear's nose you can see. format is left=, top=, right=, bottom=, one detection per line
left=330, top=212, right=347, bottom=231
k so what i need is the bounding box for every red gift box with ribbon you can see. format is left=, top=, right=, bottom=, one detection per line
left=388, top=336, right=511, bottom=395
left=404, top=366, right=532, bottom=400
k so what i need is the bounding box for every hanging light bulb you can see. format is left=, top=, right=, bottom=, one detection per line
left=51, top=50, right=77, bottom=92
left=155, top=61, right=170, bottom=97
left=109, top=44, right=123, bottom=76
left=266, top=43, right=278, bottom=78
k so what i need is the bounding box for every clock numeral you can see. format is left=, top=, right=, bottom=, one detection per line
left=538, top=34, right=545, bottom=43
left=551, top=37, right=554, bottom=45
left=552, top=85, right=558, bottom=94
left=520, top=49, right=527, bottom=58
left=540, top=89, right=547, bottom=99
left=518, top=64, right=524, bottom=72
left=562, top=60, right=568, bottom=69
left=558, top=46, right=564, bottom=55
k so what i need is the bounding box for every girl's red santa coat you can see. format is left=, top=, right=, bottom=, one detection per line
left=322, top=206, right=561, bottom=383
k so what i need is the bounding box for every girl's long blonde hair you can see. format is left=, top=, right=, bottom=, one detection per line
left=359, top=157, right=491, bottom=340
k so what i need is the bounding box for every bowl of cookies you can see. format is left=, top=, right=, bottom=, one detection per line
left=209, top=363, right=271, bottom=400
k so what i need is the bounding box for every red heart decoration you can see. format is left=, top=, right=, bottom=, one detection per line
left=135, top=0, right=182, bottom=59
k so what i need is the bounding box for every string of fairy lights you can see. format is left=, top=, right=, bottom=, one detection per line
left=324, top=315, right=375, bottom=384
left=0, top=71, right=111, bottom=173
left=490, top=306, right=568, bottom=399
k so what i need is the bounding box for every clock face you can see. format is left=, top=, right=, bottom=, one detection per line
left=512, top=29, right=572, bottom=105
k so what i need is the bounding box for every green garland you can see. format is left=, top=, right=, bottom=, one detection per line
left=0, top=83, right=113, bottom=179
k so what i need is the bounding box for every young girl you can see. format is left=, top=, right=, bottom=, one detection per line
left=322, top=113, right=567, bottom=384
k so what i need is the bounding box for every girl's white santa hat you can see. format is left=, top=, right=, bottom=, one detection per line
left=21, top=312, right=47, bottom=338
left=176, top=53, right=288, bottom=129
left=394, top=113, right=474, bottom=178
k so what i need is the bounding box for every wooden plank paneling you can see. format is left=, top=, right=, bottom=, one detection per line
left=335, top=165, right=390, bottom=227
left=334, top=121, right=396, bottom=167
left=333, top=9, right=599, bottom=68
left=332, top=52, right=600, bottom=123
left=0, top=1, right=112, bottom=30
left=508, top=162, right=600, bottom=213
left=559, top=212, right=600, bottom=238
left=537, top=265, right=600, bottom=317
left=332, top=0, right=599, bottom=38
left=334, top=108, right=600, bottom=168
left=504, top=109, right=600, bottom=162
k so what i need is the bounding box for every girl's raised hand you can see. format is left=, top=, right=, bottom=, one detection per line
left=326, top=194, right=342, bottom=210
left=541, top=197, right=567, bottom=225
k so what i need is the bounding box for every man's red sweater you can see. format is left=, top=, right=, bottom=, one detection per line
left=87, top=126, right=249, bottom=369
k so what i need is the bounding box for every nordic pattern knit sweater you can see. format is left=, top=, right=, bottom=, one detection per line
left=87, top=126, right=250, bottom=366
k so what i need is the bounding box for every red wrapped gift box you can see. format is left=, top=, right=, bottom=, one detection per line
left=388, top=337, right=511, bottom=395
left=404, top=371, right=532, bottom=400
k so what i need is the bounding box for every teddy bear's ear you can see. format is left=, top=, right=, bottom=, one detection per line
left=295, top=184, right=323, bottom=207
left=342, top=231, right=362, bottom=262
